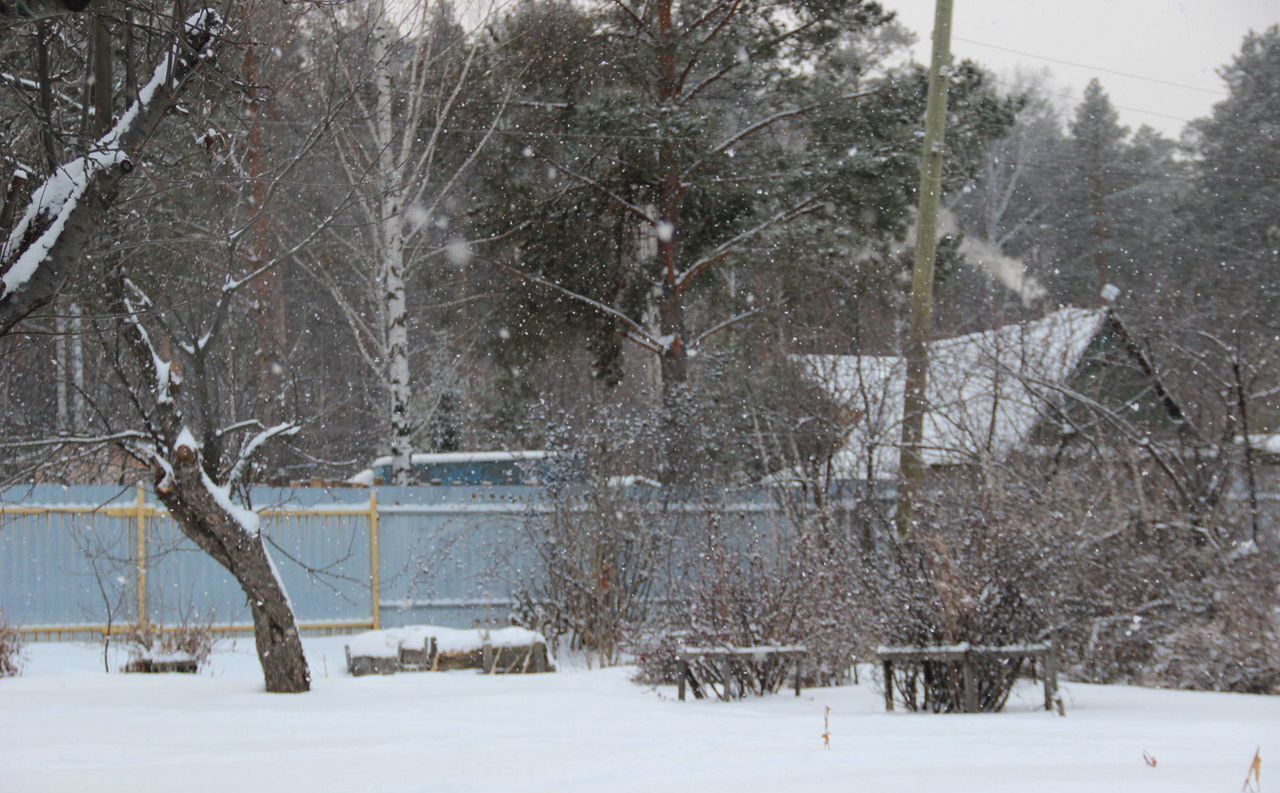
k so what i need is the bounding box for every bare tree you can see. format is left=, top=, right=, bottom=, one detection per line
left=0, top=8, right=224, bottom=337
left=304, top=0, right=508, bottom=483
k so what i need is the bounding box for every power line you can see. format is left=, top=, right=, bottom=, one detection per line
left=955, top=36, right=1228, bottom=97
left=987, top=73, right=1195, bottom=125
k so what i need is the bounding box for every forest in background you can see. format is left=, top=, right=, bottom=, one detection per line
left=0, top=0, right=1273, bottom=488
left=0, top=0, right=1276, bottom=696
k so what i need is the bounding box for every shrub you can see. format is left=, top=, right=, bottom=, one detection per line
left=124, top=618, right=215, bottom=672
left=514, top=484, right=671, bottom=667
left=0, top=611, right=23, bottom=678
left=634, top=505, right=863, bottom=692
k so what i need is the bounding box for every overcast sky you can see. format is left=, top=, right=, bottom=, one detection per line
left=880, top=0, right=1278, bottom=138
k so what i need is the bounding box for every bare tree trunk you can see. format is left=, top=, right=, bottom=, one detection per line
left=385, top=252, right=414, bottom=484
left=34, top=21, right=58, bottom=170
left=158, top=446, right=309, bottom=692
left=70, top=301, right=84, bottom=426
left=655, top=0, right=693, bottom=483
left=91, top=13, right=111, bottom=134
left=373, top=2, right=415, bottom=485
left=244, top=36, right=287, bottom=478
left=55, top=301, right=69, bottom=429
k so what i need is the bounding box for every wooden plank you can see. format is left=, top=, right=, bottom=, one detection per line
left=962, top=655, right=978, bottom=713
left=883, top=660, right=894, bottom=711
left=1045, top=647, right=1060, bottom=713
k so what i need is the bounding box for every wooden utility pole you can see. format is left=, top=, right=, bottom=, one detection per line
left=895, top=0, right=953, bottom=539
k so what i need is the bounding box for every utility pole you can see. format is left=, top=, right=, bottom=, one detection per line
left=895, top=0, right=953, bottom=540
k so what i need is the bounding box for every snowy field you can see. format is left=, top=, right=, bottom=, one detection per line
left=1, top=637, right=1275, bottom=793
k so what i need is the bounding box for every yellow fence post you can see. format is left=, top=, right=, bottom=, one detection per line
left=369, top=490, right=381, bottom=630
left=135, top=481, right=148, bottom=630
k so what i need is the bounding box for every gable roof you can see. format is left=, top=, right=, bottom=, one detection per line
left=798, top=307, right=1120, bottom=480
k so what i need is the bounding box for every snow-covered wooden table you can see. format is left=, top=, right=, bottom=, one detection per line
left=676, top=645, right=808, bottom=701
left=877, top=642, right=1060, bottom=713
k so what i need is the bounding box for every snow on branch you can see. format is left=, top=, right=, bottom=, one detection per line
left=228, top=422, right=300, bottom=486
left=0, top=8, right=223, bottom=336
left=0, top=71, right=83, bottom=109
left=122, top=279, right=179, bottom=404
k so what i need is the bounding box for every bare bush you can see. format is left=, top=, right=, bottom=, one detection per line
left=635, top=503, right=863, bottom=691
left=0, top=611, right=23, bottom=678
left=860, top=445, right=1280, bottom=702
left=124, top=617, right=216, bottom=673
left=514, top=483, right=671, bottom=666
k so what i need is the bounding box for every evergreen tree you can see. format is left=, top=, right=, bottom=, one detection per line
left=473, top=0, right=1013, bottom=479
left=1057, top=78, right=1129, bottom=304
left=1180, top=25, right=1280, bottom=316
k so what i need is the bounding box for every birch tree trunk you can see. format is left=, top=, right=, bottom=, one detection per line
left=372, top=1, right=416, bottom=485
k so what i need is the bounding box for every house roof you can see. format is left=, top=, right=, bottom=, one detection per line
left=797, top=307, right=1112, bottom=479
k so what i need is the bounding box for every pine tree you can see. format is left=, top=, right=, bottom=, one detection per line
left=1058, top=78, right=1129, bottom=304
left=1180, top=25, right=1280, bottom=315
left=474, top=0, right=1014, bottom=480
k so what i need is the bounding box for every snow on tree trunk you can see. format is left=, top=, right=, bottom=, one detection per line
left=117, top=276, right=310, bottom=694
left=158, top=442, right=310, bottom=693
left=372, top=1, right=415, bottom=486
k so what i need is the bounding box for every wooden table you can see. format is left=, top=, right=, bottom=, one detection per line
left=878, top=642, right=1060, bottom=714
left=676, top=645, right=808, bottom=701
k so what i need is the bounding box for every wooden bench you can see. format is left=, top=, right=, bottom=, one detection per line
left=346, top=634, right=552, bottom=676
left=878, top=642, right=1060, bottom=714
left=676, top=645, right=808, bottom=701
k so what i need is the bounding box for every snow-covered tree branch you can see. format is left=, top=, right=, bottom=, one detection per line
left=0, top=8, right=223, bottom=337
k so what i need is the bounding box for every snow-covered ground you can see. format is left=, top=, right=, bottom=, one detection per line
left=1, top=637, right=1275, bottom=793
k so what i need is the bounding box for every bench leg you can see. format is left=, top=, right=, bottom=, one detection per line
left=1045, top=651, right=1060, bottom=714
left=882, top=660, right=894, bottom=712
left=678, top=660, right=688, bottom=702
left=962, top=656, right=978, bottom=713
left=794, top=658, right=802, bottom=697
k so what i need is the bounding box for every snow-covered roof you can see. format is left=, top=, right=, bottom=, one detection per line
left=1244, top=434, right=1280, bottom=457
left=798, top=307, right=1110, bottom=479
left=348, top=450, right=557, bottom=486
left=367, top=451, right=553, bottom=468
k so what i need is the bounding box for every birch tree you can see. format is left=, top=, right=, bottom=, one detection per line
left=308, top=0, right=507, bottom=484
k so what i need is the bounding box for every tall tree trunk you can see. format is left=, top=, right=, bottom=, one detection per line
left=55, top=302, right=69, bottom=430
left=244, top=36, right=287, bottom=478
left=34, top=21, right=58, bottom=170
left=91, top=13, right=111, bottom=134
left=655, top=0, right=692, bottom=483
left=1089, top=142, right=1109, bottom=300
left=385, top=247, right=414, bottom=484
left=69, top=301, right=85, bottom=426
left=373, top=1, right=414, bottom=485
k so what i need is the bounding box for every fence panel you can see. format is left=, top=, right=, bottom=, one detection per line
left=1, top=483, right=853, bottom=637
left=0, top=508, right=137, bottom=629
